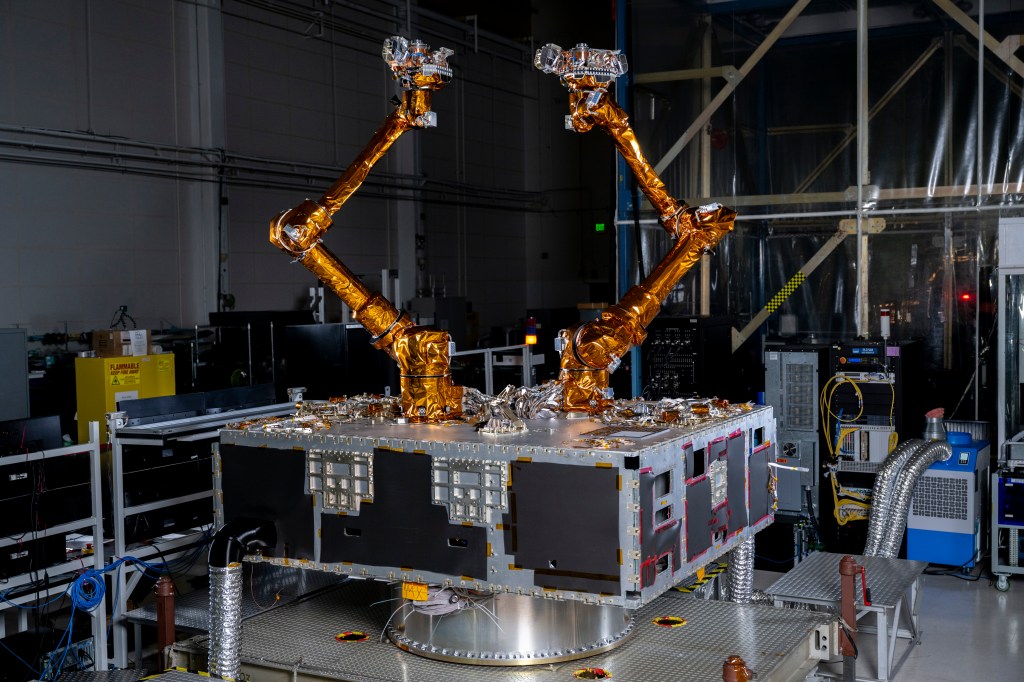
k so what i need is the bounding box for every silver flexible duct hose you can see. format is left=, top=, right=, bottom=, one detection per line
left=863, top=438, right=927, bottom=556
left=726, top=537, right=755, bottom=604
left=209, top=563, right=243, bottom=679
left=877, top=440, right=952, bottom=558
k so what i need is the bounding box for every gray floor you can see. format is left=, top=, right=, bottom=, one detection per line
left=758, top=568, right=1024, bottom=681
left=880, top=572, right=1024, bottom=681
left=133, top=566, right=1022, bottom=681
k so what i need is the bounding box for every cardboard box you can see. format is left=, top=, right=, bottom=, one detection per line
left=93, top=329, right=151, bottom=357
left=75, top=354, right=175, bottom=444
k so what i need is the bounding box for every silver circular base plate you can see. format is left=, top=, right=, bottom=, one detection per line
left=386, top=590, right=635, bottom=666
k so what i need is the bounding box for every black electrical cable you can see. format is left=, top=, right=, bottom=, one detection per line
left=755, top=553, right=798, bottom=566
left=948, top=315, right=997, bottom=420
left=923, top=549, right=987, bottom=581
left=805, top=488, right=821, bottom=540
left=838, top=618, right=859, bottom=659
left=209, top=519, right=276, bottom=569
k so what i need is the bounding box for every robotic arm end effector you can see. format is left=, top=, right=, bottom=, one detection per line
left=534, top=43, right=627, bottom=90
left=383, top=36, right=454, bottom=91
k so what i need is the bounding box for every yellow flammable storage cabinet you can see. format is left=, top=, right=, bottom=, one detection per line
left=75, top=354, right=175, bottom=444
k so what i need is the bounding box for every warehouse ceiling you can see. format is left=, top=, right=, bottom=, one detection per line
left=624, top=0, right=1024, bottom=45
left=414, top=0, right=1024, bottom=45
left=411, top=0, right=1015, bottom=50
left=417, top=0, right=533, bottom=40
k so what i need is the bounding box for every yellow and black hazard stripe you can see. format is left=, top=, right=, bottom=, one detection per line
left=764, top=272, right=806, bottom=313
left=673, top=562, right=728, bottom=593
left=149, top=668, right=237, bottom=680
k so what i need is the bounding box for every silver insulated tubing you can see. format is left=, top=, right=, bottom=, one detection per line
left=727, top=537, right=755, bottom=604
left=877, top=440, right=953, bottom=558
left=863, top=438, right=926, bottom=556
left=209, top=563, right=244, bottom=679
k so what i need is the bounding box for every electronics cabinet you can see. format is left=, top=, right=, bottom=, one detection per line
left=997, top=217, right=1024, bottom=452
left=0, top=328, right=29, bottom=421
left=820, top=339, right=924, bottom=554
left=105, top=396, right=293, bottom=667
left=764, top=342, right=829, bottom=515
left=757, top=343, right=829, bottom=570
left=994, top=217, right=1024, bottom=588
left=639, top=316, right=735, bottom=400
left=0, top=422, right=107, bottom=670
left=992, top=466, right=1024, bottom=590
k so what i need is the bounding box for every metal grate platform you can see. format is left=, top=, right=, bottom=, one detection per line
left=765, top=552, right=926, bottom=609
left=765, top=551, right=927, bottom=682
left=48, top=672, right=147, bottom=682
left=124, top=562, right=347, bottom=633
left=180, top=579, right=832, bottom=682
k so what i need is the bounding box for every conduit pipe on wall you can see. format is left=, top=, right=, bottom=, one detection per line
left=862, top=438, right=927, bottom=556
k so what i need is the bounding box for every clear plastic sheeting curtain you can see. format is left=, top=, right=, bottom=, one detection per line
left=1003, top=273, right=1024, bottom=437
left=761, top=218, right=997, bottom=414
left=631, top=222, right=760, bottom=317
left=631, top=214, right=996, bottom=414
left=622, top=1, right=1019, bottom=417
left=628, top=1, right=1024, bottom=215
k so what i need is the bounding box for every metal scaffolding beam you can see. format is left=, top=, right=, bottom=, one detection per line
left=792, top=38, right=943, bottom=195
left=932, top=0, right=1024, bottom=78
left=652, top=0, right=812, bottom=175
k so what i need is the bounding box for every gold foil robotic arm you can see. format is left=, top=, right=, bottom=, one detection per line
left=268, top=37, right=462, bottom=422
left=535, top=43, right=693, bottom=238
left=536, top=43, right=737, bottom=412
left=271, top=37, right=453, bottom=256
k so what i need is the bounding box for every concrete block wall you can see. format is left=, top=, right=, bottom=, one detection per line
left=0, top=0, right=612, bottom=342
left=0, top=0, right=215, bottom=334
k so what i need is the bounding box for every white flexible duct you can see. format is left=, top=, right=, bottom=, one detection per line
left=726, top=537, right=755, bottom=604
left=863, top=438, right=927, bottom=556
left=877, top=440, right=953, bottom=558
left=208, top=563, right=243, bottom=679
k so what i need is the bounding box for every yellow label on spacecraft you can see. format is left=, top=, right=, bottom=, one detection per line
left=402, top=581, right=428, bottom=601
left=109, top=361, right=141, bottom=386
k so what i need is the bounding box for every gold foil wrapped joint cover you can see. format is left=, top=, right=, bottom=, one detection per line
left=270, top=199, right=332, bottom=258
left=688, top=203, right=736, bottom=237
left=393, top=326, right=463, bottom=422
